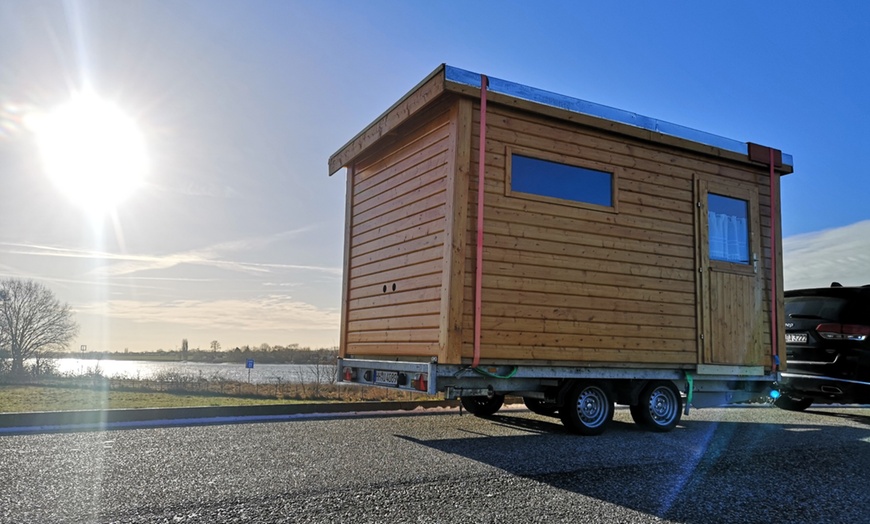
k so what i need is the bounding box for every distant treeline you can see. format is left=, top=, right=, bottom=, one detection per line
left=46, top=344, right=339, bottom=365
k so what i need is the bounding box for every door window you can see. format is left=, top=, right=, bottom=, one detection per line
left=708, top=193, right=749, bottom=264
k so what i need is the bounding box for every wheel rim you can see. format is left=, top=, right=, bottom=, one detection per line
left=574, top=386, right=609, bottom=428
left=646, top=386, right=679, bottom=426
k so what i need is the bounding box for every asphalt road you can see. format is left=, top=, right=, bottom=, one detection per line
left=0, top=404, right=868, bottom=523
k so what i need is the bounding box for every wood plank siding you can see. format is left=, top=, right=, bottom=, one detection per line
left=454, top=103, right=780, bottom=367
left=333, top=65, right=790, bottom=370
left=461, top=104, right=699, bottom=365
left=342, top=102, right=458, bottom=361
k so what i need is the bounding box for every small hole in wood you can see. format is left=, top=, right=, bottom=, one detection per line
left=392, top=283, right=397, bottom=292
left=382, top=285, right=387, bottom=293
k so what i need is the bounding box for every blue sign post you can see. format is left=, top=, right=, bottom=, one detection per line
left=246, top=359, right=254, bottom=382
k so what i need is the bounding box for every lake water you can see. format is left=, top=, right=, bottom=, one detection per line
left=49, top=358, right=335, bottom=385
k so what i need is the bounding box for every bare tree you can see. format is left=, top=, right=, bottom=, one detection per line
left=210, top=340, right=221, bottom=352
left=0, top=279, right=78, bottom=375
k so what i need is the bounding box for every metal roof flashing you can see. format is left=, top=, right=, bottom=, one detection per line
left=444, top=65, right=794, bottom=170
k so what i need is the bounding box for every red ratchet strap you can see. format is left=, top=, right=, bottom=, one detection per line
left=768, top=149, right=779, bottom=373
left=473, top=75, right=488, bottom=368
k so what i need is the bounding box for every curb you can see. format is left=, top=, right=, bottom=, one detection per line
left=0, top=400, right=462, bottom=430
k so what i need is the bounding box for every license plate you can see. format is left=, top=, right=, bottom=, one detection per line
left=374, top=370, right=399, bottom=386
left=785, top=332, right=808, bottom=344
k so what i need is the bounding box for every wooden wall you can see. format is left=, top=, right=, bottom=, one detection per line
left=341, top=103, right=455, bottom=360
left=338, top=89, right=780, bottom=370
left=460, top=102, right=776, bottom=368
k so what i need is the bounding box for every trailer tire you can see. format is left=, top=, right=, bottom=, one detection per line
left=633, top=381, right=682, bottom=432
left=460, top=394, right=505, bottom=417
left=523, top=397, right=558, bottom=417
left=559, top=381, right=614, bottom=436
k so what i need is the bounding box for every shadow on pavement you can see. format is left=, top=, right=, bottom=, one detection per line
left=803, top=406, right=870, bottom=426
left=398, top=408, right=870, bottom=524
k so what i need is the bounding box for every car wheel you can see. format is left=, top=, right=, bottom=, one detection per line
left=633, top=381, right=683, bottom=432
left=523, top=397, right=558, bottom=416
left=775, top=394, right=813, bottom=412
left=560, top=381, right=614, bottom=436
left=460, top=394, right=505, bottom=416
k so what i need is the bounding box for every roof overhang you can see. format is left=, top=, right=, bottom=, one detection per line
left=328, top=64, right=794, bottom=176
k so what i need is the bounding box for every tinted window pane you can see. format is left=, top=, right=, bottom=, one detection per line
left=511, top=154, right=612, bottom=207
left=786, top=290, right=870, bottom=323
left=785, top=297, right=850, bottom=322
left=708, top=193, right=749, bottom=264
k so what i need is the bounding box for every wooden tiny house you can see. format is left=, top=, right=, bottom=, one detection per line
left=330, top=65, right=793, bottom=433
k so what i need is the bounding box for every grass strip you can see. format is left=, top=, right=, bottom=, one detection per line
left=0, top=385, right=310, bottom=413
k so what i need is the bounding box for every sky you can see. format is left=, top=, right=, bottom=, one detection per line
left=1, top=1, right=869, bottom=353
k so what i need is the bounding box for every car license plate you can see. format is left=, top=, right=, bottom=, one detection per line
left=374, top=370, right=399, bottom=386
left=785, top=332, right=808, bottom=344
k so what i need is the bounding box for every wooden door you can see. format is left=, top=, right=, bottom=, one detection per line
left=696, top=177, right=766, bottom=367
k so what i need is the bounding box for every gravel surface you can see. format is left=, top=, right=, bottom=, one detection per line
left=0, top=405, right=868, bottom=523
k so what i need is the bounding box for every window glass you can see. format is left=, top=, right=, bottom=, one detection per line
left=511, top=154, right=612, bottom=207
left=708, top=193, right=749, bottom=264
left=786, top=291, right=870, bottom=324
left=785, top=297, right=849, bottom=322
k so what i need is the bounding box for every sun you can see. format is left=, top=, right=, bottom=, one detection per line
left=34, top=92, right=148, bottom=216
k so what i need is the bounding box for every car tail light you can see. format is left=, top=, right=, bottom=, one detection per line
left=816, top=323, right=870, bottom=341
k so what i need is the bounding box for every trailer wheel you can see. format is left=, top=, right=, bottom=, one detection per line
left=633, top=381, right=682, bottom=432
left=523, top=397, right=558, bottom=416
left=560, top=381, right=614, bottom=436
left=460, top=394, right=505, bottom=417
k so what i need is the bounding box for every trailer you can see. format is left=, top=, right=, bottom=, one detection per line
left=329, top=64, right=793, bottom=435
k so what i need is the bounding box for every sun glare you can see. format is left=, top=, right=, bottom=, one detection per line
left=34, top=92, right=148, bottom=216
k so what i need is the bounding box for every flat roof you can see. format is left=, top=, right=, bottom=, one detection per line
left=329, top=64, right=793, bottom=175
left=445, top=65, right=793, bottom=168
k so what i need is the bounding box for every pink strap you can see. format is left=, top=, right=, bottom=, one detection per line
left=473, top=75, right=488, bottom=368
left=768, top=149, right=779, bottom=373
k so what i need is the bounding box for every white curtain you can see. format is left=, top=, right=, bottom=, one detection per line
left=709, top=211, right=748, bottom=263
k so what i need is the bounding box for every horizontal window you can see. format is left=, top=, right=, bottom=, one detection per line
left=510, top=154, right=613, bottom=208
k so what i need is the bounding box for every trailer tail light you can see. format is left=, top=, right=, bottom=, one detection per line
left=343, top=367, right=355, bottom=382
left=816, top=323, right=870, bottom=341
left=412, top=373, right=428, bottom=392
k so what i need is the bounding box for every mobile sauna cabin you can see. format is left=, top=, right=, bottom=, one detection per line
left=330, top=65, right=793, bottom=435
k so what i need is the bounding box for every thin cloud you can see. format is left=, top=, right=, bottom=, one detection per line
left=151, top=180, right=242, bottom=199
left=1, top=242, right=153, bottom=262
left=75, top=295, right=340, bottom=332
left=0, top=229, right=341, bottom=278
left=783, top=220, right=870, bottom=290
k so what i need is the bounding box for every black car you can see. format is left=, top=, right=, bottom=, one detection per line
left=776, top=283, right=870, bottom=411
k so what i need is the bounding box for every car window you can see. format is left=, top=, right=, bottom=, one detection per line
left=785, top=292, right=870, bottom=323
left=785, top=297, right=849, bottom=321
